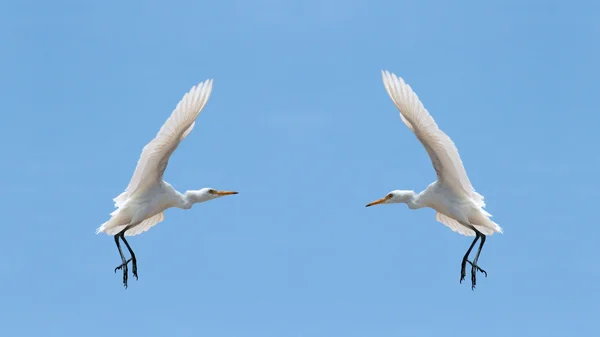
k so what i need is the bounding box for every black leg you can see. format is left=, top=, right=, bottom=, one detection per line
left=468, top=233, right=487, bottom=290
left=460, top=232, right=480, bottom=284
left=113, top=226, right=136, bottom=288
left=114, top=232, right=130, bottom=288
left=121, top=234, right=138, bottom=280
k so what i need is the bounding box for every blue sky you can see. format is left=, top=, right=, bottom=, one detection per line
left=1, top=0, right=599, bottom=336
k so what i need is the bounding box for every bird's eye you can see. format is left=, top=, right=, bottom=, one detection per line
left=387, top=194, right=393, bottom=198
left=208, top=189, right=216, bottom=194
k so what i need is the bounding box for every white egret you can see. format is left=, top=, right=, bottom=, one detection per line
left=96, top=79, right=238, bottom=288
left=366, top=71, right=502, bottom=290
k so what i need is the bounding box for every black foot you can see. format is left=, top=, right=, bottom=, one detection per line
left=132, top=259, right=138, bottom=280
left=114, top=258, right=132, bottom=289
left=467, top=260, right=487, bottom=277
left=467, top=260, right=487, bottom=290
left=120, top=264, right=128, bottom=288
left=114, top=258, right=132, bottom=273
left=460, top=261, right=467, bottom=284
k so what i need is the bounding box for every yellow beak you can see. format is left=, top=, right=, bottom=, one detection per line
left=365, top=196, right=389, bottom=207
left=214, top=190, right=238, bottom=196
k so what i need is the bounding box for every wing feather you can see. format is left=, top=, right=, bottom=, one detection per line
left=100, top=212, right=165, bottom=236
left=125, top=212, right=165, bottom=236
left=436, top=212, right=497, bottom=236
left=381, top=71, right=480, bottom=201
left=113, top=79, right=214, bottom=204
left=436, top=212, right=475, bottom=236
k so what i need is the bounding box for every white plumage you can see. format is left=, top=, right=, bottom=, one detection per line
left=366, top=70, right=502, bottom=289
left=97, top=79, right=238, bottom=288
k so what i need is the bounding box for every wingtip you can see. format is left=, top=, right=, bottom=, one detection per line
left=197, top=78, right=214, bottom=90
left=381, top=70, right=400, bottom=86
left=194, top=78, right=214, bottom=96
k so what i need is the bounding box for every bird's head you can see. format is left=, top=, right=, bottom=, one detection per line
left=365, top=190, right=415, bottom=207
left=187, top=188, right=238, bottom=204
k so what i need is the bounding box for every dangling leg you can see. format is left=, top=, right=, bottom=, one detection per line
left=468, top=232, right=487, bottom=290
left=113, top=232, right=131, bottom=288
left=121, top=233, right=138, bottom=280
left=460, top=232, right=480, bottom=284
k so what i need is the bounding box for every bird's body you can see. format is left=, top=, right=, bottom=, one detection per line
left=97, top=79, right=238, bottom=288
left=366, top=71, right=502, bottom=289
left=409, top=181, right=500, bottom=237
left=98, top=181, right=180, bottom=236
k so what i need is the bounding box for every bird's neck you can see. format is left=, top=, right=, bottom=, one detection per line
left=176, top=190, right=207, bottom=209
left=402, top=191, right=422, bottom=210
left=406, top=197, right=421, bottom=209
left=178, top=195, right=193, bottom=209
left=175, top=191, right=199, bottom=209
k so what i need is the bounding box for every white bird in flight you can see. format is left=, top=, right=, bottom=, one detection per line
left=97, top=79, right=238, bottom=288
left=366, top=71, right=502, bottom=290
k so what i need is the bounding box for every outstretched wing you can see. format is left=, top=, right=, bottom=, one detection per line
left=113, top=79, right=214, bottom=207
left=381, top=71, right=482, bottom=204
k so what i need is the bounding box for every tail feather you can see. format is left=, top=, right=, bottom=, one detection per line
left=98, top=192, right=130, bottom=235
left=96, top=209, right=128, bottom=235
left=472, top=191, right=486, bottom=208
left=113, top=191, right=128, bottom=208
left=486, top=219, right=503, bottom=234
left=96, top=221, right=110, bottom=235
left=473, top=210, right=503, bottom=235
left=471, top=192, right=502, bottom=234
